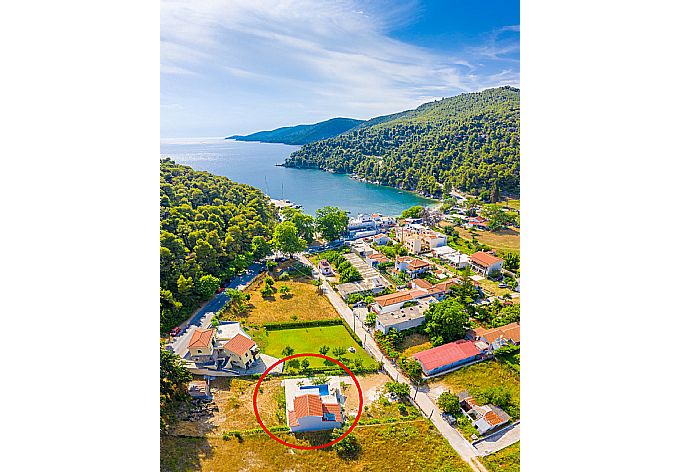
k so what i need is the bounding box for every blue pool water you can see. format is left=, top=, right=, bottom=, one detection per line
left=300, top=384, right=329, bottom=396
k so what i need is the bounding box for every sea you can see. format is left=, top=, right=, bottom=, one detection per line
left=160, top=137, right=434, bottom=216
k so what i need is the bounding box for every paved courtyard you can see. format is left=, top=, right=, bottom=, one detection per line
left=343, top=252, right=379, bottom=279
left=473, top=422, right=520, bottom=456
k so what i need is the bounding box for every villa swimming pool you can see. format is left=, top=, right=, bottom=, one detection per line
left=299, top=384, right=329, bottom=396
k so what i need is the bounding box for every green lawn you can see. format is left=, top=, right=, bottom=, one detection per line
left=479, top=441, right=520, bottom=472
left=257, top=325, right=377, bottom=368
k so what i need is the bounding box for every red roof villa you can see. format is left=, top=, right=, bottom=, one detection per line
left=413, top=339, right=481, bottom=377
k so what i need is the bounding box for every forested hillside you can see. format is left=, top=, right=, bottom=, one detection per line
left=284, top=87, right=520, bottom=197
left=160, top=159, right=278, bottom=332
left=227, top=117, right=364, bottom=145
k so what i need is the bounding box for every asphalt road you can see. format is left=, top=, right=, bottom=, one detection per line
left=169, top=262, right=264, bottom=357
left=296, top=253, right=488, bottom=472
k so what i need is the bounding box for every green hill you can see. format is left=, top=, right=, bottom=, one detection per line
left=283, top=86, right=520, bottom=198
left=227, top=117, right=364, bottom=145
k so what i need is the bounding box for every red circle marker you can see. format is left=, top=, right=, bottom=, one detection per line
left=252, top=353, right=363, bottom=450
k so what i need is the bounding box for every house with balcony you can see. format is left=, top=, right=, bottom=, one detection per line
left=469, top=251, right=504, bottom=276
left=187, top=322, right=260, bottom=370
left=395, top=256, right=431, bottom=277
left=283, top=377, right=343, bottom=432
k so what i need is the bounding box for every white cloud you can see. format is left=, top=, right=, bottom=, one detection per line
left=160, top=0, right=519, bottom=135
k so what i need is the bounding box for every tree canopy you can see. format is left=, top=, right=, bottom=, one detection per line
left=315, top=206, right=348, bottom=241
left=159, top=159, right=277, bottom=333
left=284, top=87, right=520, bottom=197
left=271, top=221, right=307, bottom=256
left=424, top=298, right=472, bottom=346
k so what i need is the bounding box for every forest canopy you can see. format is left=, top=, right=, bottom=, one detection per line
left=159, top=159, right=278, bottom=333
left=284, top=86, right=520, bottom=198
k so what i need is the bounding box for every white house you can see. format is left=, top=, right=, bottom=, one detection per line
left=375, top=298, right=433, bottom=334
left=395, top=256, right=431, bottom=277
left=445, top=252, right=471, bottom=269
left=372, top=233, right=390, bottom=246
left=371, top=289, right=430, bottom=314
left=284, top=378, right=343, bottom=432
left=469, top=251, right=504, bottom=276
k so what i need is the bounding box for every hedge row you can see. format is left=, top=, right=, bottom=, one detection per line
left=263, top=319, right=342, bottom=330
left=341, top=320, right=363, bottom=347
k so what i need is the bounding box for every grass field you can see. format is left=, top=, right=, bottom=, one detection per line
left=253, top=325, right=377, bottom=369
left=170, top=377, right=284, bottom=436
left=430, top=359, right=520, bottom=419
left=479, top=441, right=520, bottom=472
left=160, top=420, right=474, bottom=472
left=399, top=332, right=433, bottom=358
left=241, top=274, right=339, bottom=324
left=455, top=227, right=520, bottom=253
left=477, top=278, right=519, bottom=300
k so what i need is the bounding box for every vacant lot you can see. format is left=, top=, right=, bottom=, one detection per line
left=160, top=420, right=474, bottom=472
left=479, top=441, right=520, bottom=472
left=170, top=377, right=284, bottom=436
left=241, top=275, right=339, bottom=324
left=255, top=325, right=377, bottom=369
left=399, top=332, right=433, bottom=358
left=477, top=278, right=519, bottom=300
left=455, top=227, right=520, bottom=253
left=430, top=359, right=520, bottom=419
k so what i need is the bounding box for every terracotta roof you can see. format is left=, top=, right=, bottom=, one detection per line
left=368, top=253, right=389, bottom=262
left=500, top=324, right=521, bottom=343
left=483, top=410, right=505, bottom=426
left=322, top=403, right=342, bottom=422
left=473, top=322, right=520, bottom=344
left=433, top=278, right=460, bottom=291
left=288, top=410, right=299, bottom=427
left=396, top=256, right=414, bottom=263
left=187, top=329, right=215, bottom=349
left=293, top=393, right=323, bottom=420
left=374, top=289, right=427, bottom=307
left=470, top=251, right=504, bottom=267
left=413, top=340, right=480, bottom=372
left=408, top=258, right=430, bottom=269
left=223, top=334, right=256, bottom=355
left=412, top=278, right=433, bottom=289
left=373, top=233, right=386, bottom=239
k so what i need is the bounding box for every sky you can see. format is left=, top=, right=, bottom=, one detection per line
left=161, top=0, right=519, bottom=138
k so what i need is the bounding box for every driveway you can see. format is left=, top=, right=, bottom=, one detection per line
left=473, top=422, right=520, bottom=456
left=169, top=262, right=264, bottom=357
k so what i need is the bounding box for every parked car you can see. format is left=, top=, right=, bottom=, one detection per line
left=169, top=327, right=181, bottom=337
left=498, top=283, right=508, bottom=288
left=216, top=286, right=225, bottom=294
left=441, top=413, right=457, bottom=425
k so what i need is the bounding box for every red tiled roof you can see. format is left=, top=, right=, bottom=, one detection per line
left=470, top=251, right=504, bottom=267
left=293, top=393, right=323, bottom=420
left=396, top=256, right=414, bottom=263
left=187, top=329, right=215, bottom=349
left=412, top=278, right=433, bottom=289
left=223, top=334, right=256, bottom=355
left=368, top=253, right=389, bottom=262
left=374, top=289, right=427, bottom=307
left=433, top=278, right=460, bottom=291
left=408, top=258, right=430, bottom=269
left=288, top=410, right=299, bottom=427
left=413, top=340, right=480, bottom=372
left=473, top=322, right=520, bottom=344
left=322, top=403, right=342, bottom=422
left=483, top=410, right=507, bottom=426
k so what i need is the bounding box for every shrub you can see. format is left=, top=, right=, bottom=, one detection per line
left=438, top=391, right=462, bottom=415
